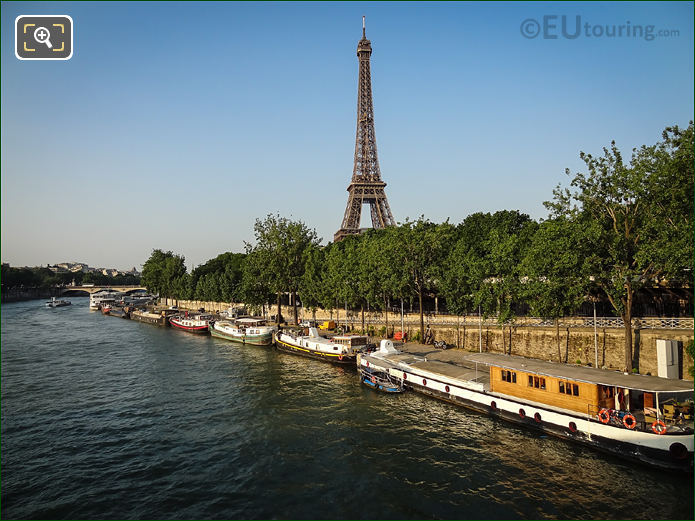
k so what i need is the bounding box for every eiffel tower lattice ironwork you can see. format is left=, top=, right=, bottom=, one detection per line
left=334, top=18, right=395, bottom=242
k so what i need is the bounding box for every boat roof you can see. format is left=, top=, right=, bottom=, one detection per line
left=333, top=335, right=368, bottom=340
left=235, top=317, right=265, bottom=324
left=464, top=352, right=694, bottom=393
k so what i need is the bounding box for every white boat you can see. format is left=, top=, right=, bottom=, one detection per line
left=275, top=327, right=372, bottom=364
left=359, top=341, right=694, bottom=471
left=89, top=289, right=125, bottom=309
left=45, top=297, right=71, bottom=308
left=209, top=317, right=276, bottom=345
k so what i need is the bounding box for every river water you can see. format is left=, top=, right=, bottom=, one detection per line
left=1, top=298, right=692, bottom=519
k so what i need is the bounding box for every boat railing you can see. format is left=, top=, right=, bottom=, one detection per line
left=586, top=404, right=694, bottom=435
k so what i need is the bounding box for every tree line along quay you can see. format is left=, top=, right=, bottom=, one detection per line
left=139, top=122, right=692, bottom=375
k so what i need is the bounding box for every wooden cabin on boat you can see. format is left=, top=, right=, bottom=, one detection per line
left=467, top=353, right=694, bottom=428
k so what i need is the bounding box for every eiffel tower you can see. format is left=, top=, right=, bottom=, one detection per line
left=334, top=17, right=395, bottom=242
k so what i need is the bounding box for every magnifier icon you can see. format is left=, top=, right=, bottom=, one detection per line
left=34, top=26, right=53, bottom=49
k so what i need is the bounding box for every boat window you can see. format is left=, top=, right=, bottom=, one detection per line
left=528, top=376, right=546, bottom=390
left=558, top=380, right=578, bottom=396
left=501, top=370, right=517, bottom=383
left=600, top=385, right=615, bottom=398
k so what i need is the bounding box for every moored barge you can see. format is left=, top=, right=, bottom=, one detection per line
left=169, top=312, right=213, bottom=333
left=209, top=317, right=276, bottom=345
left=275, top=327, right=372, bottom=365
left=131, top=308, right=178, bottom=327
left=359, top=343, right=694, bottom=471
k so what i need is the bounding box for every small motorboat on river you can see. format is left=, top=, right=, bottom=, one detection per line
left=45, top=297, right=71, bottom=308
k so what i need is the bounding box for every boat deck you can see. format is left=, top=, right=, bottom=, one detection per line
left=364, top=343, right=492, bottom=390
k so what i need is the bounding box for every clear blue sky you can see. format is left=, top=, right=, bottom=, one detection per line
left=2, top=1, right=693, bottom=270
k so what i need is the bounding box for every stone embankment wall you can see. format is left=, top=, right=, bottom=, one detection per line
left=161, top=298, right=693, bottom=378
left=1, top=288, right=58, bottom=302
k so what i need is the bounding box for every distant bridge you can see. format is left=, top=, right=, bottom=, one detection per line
left=59, top=285, right=148, bottom=295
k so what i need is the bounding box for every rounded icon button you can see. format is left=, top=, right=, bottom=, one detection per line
left=520, top=18, right=541, bottom=39
left=34, top=26, right=53, bottom=48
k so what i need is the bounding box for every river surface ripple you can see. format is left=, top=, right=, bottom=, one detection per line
left=1, top=298, right=692, bottom=519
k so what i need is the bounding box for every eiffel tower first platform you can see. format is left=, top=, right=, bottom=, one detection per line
left=334, top=18, right=395, bottom=242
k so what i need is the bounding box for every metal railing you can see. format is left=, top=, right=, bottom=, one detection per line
left=338, top=313, right=694, bottom=330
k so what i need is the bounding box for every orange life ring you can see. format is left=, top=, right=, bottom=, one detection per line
left=622, top=414, right=636, bottom=429
left=652, top=420, right=667, bottom=435
left=598, top=408, right=610, bottom=424
left=371, top=376, right=376, bottom=384
left=338, top=354, right=343, bottom=361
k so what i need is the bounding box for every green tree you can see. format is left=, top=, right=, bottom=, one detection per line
left=392, top=218, right=455, bottom=341
left=245, top=214, right=320, bottom=325
left=141, top=249, right=188, bottom=298
left=685, top=340, right=694, bottom=378
left=358, top=229, right=397, bottom=334
left=299, top=244, right=332, bottom=321
left=548, top=122, right=694, bottom=371
left=239, top=249, right=274, bottom=312
left=325, top=236, right=362, bottom=328
left=190, top=252, right=245, bottom=302
left=521, top=217, right=593, bottom=362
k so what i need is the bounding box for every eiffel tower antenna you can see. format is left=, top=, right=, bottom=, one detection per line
left=334, top=18, right=395, bottom=242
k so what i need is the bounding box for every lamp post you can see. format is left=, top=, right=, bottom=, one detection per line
left=401, top=298, right=405, bottom=342
left=593, top=299, right=598, bottom=368
left=479, top=305, right=482, bottom=353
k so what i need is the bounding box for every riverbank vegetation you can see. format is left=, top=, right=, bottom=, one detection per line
left=1, top=264, right=141, bottom=291
left=141, top=123, right=693, bottom=372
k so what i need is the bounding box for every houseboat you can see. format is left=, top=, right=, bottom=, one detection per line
left=130, top=308, right=177, bottom=327
left=89, top=289, right=124, bottom=309
left=106, top=306, right=130, bottom=319
left=275, top=327, right=372, bottom=365
left=209, top=317, right=276, bottom=345
left=358, top=342, right=693, bottom=471
left=169, top=312, right=213, bottom=333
